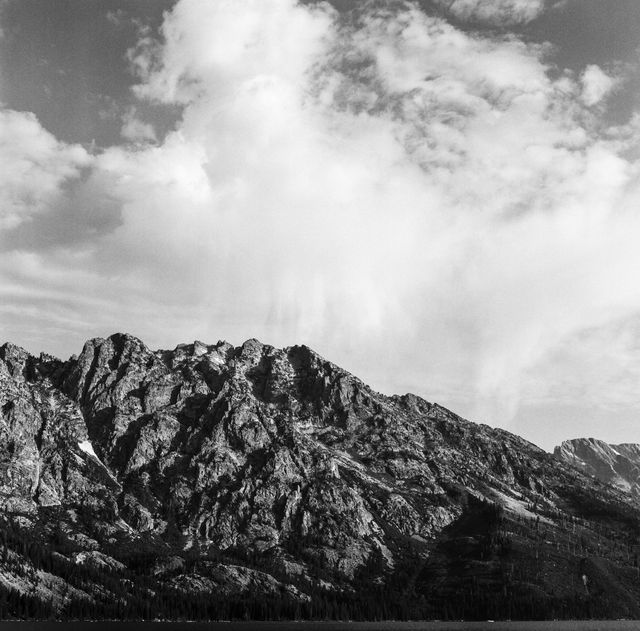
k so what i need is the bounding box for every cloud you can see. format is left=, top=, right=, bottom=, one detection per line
left=433, top=0, right=546, bottom=25
left=3, top=0, right=640, bottom=443
left=120, top=107, right=157, bottom=143
left=581, top=64, right=618, bottom=107
left=106, top=7, right=151, bottom=36
left=525, top=316, right=640, bottom=411
left=0, top=110, right=90, bottom=230
left=106, top=9, right=126, bottom=27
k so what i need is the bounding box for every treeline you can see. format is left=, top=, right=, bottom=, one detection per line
left=0, top=513, right=413, bottom=621
left=2, top=496, right=640, bottom=621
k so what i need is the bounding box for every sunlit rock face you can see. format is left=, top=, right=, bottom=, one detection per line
left=555, top=437, right=640, bottom=496
left=2, top=333, right=640, bottom=619
left=0, top=342, right=112, bottom=513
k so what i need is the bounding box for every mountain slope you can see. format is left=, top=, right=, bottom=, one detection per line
left=1, top=333, right=640, bottom=620
left=555, top=437, right=640, bottom=497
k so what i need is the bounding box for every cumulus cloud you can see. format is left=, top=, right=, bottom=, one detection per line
left=581, top=64, right=618, bottom=107
left=0, top=110, right=90, bottom=230
left=3, top=0, right=640, bottom=447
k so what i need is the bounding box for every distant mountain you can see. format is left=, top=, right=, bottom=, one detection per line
left=1, top=333, right=640, bottom=620
left=555, top=438, right=640, bottom=497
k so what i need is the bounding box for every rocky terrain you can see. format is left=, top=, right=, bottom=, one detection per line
left=555, top=438, right=640, bottom=498
left=1, top=333, right=640, bottom=620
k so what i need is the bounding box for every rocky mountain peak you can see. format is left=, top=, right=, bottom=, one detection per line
left=555, top=437, right=640, bottom=496
left=1, top=333, right=640, bottom=620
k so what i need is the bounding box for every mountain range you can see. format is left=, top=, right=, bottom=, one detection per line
left=1, top=333, right=640, bottom=620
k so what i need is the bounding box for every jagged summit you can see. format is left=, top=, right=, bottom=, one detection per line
left=1, top=333, right=640, bottom=620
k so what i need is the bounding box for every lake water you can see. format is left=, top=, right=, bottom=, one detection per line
left=0, top=622, right=639, bottom=631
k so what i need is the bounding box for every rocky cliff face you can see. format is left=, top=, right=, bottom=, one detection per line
left=555, top=437, right=640, bottom=497
left=1, top=333, right=640, bottom=620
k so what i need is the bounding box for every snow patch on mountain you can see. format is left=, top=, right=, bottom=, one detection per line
left=78, top=440, right=98, bottom=459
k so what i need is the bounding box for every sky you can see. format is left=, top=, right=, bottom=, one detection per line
left=2, top=0, right=640, bottom=451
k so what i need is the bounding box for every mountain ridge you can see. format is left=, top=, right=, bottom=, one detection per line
left=555, top=437, right=640, bottom=498
left=1, top=332, right=640, bottom=620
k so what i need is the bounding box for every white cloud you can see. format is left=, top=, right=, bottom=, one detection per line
left=4, top=0, right=640, bottom=447
left=433, top=0, right=545, bottom=25
left=0, top=110, right=90, bottom=230
left=581, top=64, right=618, bottom=107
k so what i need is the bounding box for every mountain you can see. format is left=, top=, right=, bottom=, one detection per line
left=1, top=333, right=640, bottom=620
left=555, top=438, right=640, bottom=498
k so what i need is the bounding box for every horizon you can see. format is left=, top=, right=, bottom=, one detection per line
left=3, top=0, right=640, bottom=451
